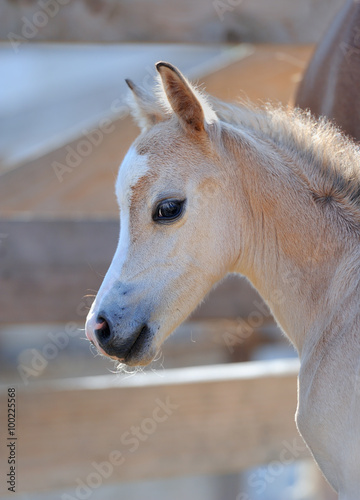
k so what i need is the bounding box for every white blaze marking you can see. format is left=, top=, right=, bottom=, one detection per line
left=86, top=145, right=150, bottom=334
left=116, top=145, right=150, bottom=208
left=97, top=146, right=150, bottom=298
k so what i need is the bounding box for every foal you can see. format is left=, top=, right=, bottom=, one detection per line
left=86, top=62, right=360, bottom=497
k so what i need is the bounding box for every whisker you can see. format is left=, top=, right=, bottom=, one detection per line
left=150, top=352, right=165, bottom=376
left=86, top=261, right=106, bottom=279
left=88, top=343, right=100, bottom=357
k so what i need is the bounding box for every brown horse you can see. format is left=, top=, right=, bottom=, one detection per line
left=296, top=0, right=360, bottom=142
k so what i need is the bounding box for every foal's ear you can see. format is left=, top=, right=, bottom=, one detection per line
left=125, top=79, right=166, bottom=131
left=156, top=61, right=216, bottom=135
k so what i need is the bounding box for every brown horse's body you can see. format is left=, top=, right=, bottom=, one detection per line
left=296, top=0, right=360, bottom=142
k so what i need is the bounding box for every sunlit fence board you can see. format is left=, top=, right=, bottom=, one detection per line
left=0, top=359, right=308, bottom=495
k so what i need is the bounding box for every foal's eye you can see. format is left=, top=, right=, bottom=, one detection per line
left=153, top=199, right=185, bottom=223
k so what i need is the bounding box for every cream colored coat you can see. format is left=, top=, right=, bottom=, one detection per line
left=86, top=62, right=360, bottom=498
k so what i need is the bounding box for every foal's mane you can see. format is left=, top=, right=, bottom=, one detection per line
left=210, top=97, right=360, bottom=229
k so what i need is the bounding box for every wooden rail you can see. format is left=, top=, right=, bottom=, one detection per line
left=1, top=0, right=342, bottom=43
left=0, top=359, right=308, bottom=495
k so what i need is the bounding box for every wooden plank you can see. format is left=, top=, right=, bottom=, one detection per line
left=0, top=218, right=266, bottom=324
left=0, top=359, right=307, bottom=494
left=1, top=0, right=342, bottom=44
left=203, top=44, right=313, bottom=106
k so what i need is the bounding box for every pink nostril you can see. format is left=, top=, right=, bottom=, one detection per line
left=94, top=316, right=112, bottom=345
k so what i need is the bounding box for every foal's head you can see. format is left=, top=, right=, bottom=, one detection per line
left=86, top=62, right=240, bottom=366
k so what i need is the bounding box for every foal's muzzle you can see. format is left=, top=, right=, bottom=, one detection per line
left=86, top=296, right=157, bottom=366
left=93, top=315, right=151, bottom=364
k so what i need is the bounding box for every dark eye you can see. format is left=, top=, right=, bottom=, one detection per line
left=153, top=199, right=185, bottom=223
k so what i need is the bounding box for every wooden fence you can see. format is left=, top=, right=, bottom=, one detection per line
left=0, top=359, right=306, bottom=495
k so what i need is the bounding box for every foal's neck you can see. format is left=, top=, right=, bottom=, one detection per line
left=227, top=124, right=356, bottom=356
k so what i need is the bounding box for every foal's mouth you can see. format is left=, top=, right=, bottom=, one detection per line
left=88, top=323, right=156, bottom=366
left=123, top=324, right=151, bottom=364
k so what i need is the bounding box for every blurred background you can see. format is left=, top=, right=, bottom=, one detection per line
left=0, top=0, right=343, bottom=499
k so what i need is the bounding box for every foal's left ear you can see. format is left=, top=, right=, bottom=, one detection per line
left=156, top=61, right=216, bottom=135
left=125, top=79, right=166, bottom=131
